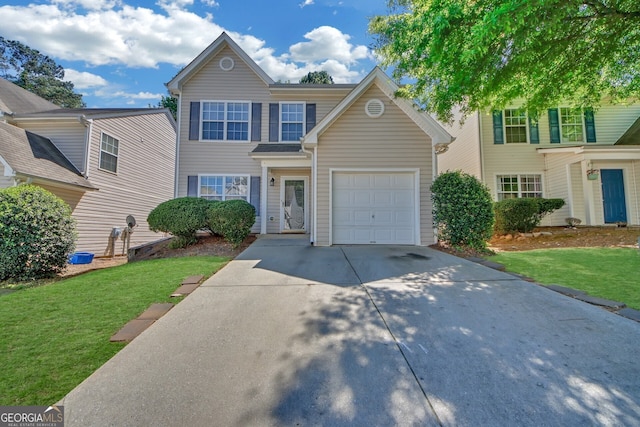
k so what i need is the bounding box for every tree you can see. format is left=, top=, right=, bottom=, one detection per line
left=299, top=71, right=334, bottom=84
left=152, top=95, right=177, bottom=120
left=369, top=1, right=640, bottom=123
left=0, top=37, right=85, bottom=108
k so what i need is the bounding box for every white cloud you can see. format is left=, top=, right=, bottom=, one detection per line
left=201, top=0, right=219, bottom=6
left=299, top=0, right=314, bottom=7
left=288, top=26, right=371, bottom=65
left=64, top=69, right=108, bottom=88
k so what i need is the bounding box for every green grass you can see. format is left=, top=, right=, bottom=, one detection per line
left=491, top=248, right=640, bottom=309
left=0, top=256, right=229, bottom=406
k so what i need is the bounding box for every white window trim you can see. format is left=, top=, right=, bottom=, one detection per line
left=98, top=132, right=119, bottom=174
left=502, top=109, right=530, bottom=144
left=200, top=100, right=251, bottom=142
left=197, top=174, right=250, bottom=201
left=279, top=101, right=306, bottom=142
left=495, top=173, right=545, bottom=200
left=558, top=107, right=586, bottom=144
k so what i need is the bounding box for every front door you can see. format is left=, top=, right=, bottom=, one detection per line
left=601, top=169, right=627, bottom=223
left=281, top=177, right=308, bottom=232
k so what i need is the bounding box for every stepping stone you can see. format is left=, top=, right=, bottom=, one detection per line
left=137, top=303, right=174, bottom=320
left=110, top=319, right=155, bottom=342
left=545, top=284, right=586, bottom=297
left=618, top=308, right=640, bottom=322
left=574, top=294, right=626, bottom=309
left=182, top=275, right=204, bottom=285
left=171, top=284, right=199, bottom=297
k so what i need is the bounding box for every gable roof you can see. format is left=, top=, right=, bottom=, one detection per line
left=0, top=78, right=61, bottom=115
left=0, top=121, right=95, bottom=190
left=615, top=116, right=640, bottom=145
left=166, top=32, right=274, bottom=94
left=301, top=67, right=453, bottom=146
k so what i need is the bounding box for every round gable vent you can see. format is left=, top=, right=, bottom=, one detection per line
left=365, top=99, right=385, bottom=118
left=219, top=56, right=234, bottom=71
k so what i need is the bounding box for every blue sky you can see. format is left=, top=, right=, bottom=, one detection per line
left=0, top=0, right=389, bottom=108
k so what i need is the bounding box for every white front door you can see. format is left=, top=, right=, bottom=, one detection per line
left=280, top=177, right=308, bottom=232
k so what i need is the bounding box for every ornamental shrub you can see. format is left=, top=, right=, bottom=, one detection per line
left=208, top=199, right=256, bottom=247
left=147, top=197, right=213, bottom=248
left=431, top=171, right=494, bottom=250
left=494, top=198, right=565, bottom=234
left=0, top=185, right=76, bottom=280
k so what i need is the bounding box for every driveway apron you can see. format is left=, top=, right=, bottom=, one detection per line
left=62, top=236, right=640, bottom=426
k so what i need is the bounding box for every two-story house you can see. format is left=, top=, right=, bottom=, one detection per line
left=0, top=78, right=177, bottom=254
left=439, top=103, right=640, bottom=226
left=167, top=33, right=453, bottom=246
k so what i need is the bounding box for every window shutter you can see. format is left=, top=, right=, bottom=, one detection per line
left=250, top=176, right=260, bottom=216
left=251, top=103, right=262, bottom=141
left=269, top=103, right=279, bottom=142
left=305, top=103, right=316, bottom=133
left=584, top=108, right=596, bottom=142
left=548, top=108, right=560, bottom=143
left=187, top=175, right=198, bottom=197
left=528, top=114, right=540, bottom=144
left=189, top=102, right=200, bottom=141
left=492, top=111, right=504, bottom=144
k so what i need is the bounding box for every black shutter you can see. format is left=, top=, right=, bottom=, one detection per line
left=305, top=103, right=316, bottom=133
left=548, top=108, right=560, bottom=143
left=187, top=175, right=198, bottom=197
left=584, top=108, right=596, bottom=142
left=189, top=102, right=200, bottom=140
left=250, top=176, right=260, bottom=216
left=269, top=103, right=279, bottom=142
left=492, top=111, right=504, bottom=144
left=528, top=113, right=540, bottom=144
left=251, top=103, right=262, bottom=141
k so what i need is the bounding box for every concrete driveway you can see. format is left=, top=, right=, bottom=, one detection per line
left=62, top=236, right=640, bottom=426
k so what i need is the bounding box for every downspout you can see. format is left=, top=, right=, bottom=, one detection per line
left=82, top=117, right=93, bottom=178
left=477, top=111, right=485, bottom=182
left=301, top=142, right=316, bottom=245
left=173, top=93, right=181, bottom=199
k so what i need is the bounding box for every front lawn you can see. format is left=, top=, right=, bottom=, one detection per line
left=0, top=256, right=228, bottom=406
left=491, top=248, right=640, bottom=309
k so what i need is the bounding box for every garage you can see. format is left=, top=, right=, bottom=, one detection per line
left=332, top=172, right=417, bottom=244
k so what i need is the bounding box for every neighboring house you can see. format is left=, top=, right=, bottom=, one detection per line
left=0, top=78, right=177, bottom=254
left=439, top=103, right=640, bottom=226
left=167, top=33, right=453, bottom=246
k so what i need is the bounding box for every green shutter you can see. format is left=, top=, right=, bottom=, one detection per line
left=584, top=108, right=596, bottom=142
left=548, top=108, right=560, bottom=143
left=528, top=113, right=539, bottom=144
left=492, top=111, right=504, bottom=144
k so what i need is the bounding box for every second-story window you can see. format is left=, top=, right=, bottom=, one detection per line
left=202, top=101, right=250, bottom=141
left=559, top=107, right=584, bottom=143
left=281, top=103, right=305, bottom=141
left=99, top=132, right=119, bottom=173
left=504, top=109, right=528, bottom=143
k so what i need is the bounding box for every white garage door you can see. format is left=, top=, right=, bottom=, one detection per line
left=332, top=172, right=416, bottom=244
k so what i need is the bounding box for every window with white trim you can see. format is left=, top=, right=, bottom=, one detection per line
left=504, top=109, right=528, bottom=143
left=559, top=107, right=584, bottom=143
left=201, top=101, right=250, bottom=141
left=497, top=174, right=542, bottom=200
left=199, top=175, right=249, bottom=201
left=99, top=133, right=119, bottom=173
left=280, top=102, right=305, bottom=141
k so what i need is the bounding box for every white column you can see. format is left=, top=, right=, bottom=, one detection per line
left=261, top=165, right=268, bottom=234
left=581, top=160, right=596, bottom=225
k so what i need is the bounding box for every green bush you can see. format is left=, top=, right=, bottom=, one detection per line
left=0, top=185, right=76, bottom=280
left=431, top=171, right=494, bottom=250
left=208, top=199, right=256, bottom=247
left=147, top=197, right=213, bottom=248
left=494, top=198, right=565, bottom=234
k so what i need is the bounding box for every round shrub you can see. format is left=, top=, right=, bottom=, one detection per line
left=494, top=198, right=565, bottom=234
left=431, top=171, right=494, bottom=250
left=208, top=199, right=256, bottom=247
left=147, top=197, right=213, bottom=248
left=0, top=185, right=76, bottom=281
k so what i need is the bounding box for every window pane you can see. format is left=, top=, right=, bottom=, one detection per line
left=225, top=176, right=248, bottom=200
left=100, top=152, right=117, bottom=173
left=560, top=108, right=584, bottom=142
left=226, top=122, right=248, bottom=141
left=202, top=102, right=225, bottom=120
left=282, top=123, right=303, bottom=141
left=504, top=109, right=527, bottom=143
left=202, top=122, right=224, bottom=140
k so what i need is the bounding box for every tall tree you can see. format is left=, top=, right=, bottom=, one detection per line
left=151, top=95, right=177, bottom=120
left=0, top=37, right=84, bottom=108
left=299, top=71, right=334, bottom=84
left=369, top=0, right=640, bottom=122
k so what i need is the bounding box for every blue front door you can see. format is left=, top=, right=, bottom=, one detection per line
left=601, top=169, right=627, bottom=223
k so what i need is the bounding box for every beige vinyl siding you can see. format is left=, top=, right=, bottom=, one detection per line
left=540, top=152, right=575, bottom=225
left=60, top=113, right=175, bottom=254
left=16, top=121, right=87, bottom=172
left=315, top=85, right=434, bottom=246
left=438, top=110, right=482, bottom=177
left=589, top=104, right=640, bottom=144
left=569, top=162, right=586, bottom=221
left=0, top=163, right=14, bottom=188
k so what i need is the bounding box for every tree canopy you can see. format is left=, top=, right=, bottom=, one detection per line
left=152, top=95, right=177, bottom=120
left=299, top=71, right=334, bottom=84
left=369, top=0, right=640, bottom=123
left=0, top=37, right=85, bottom=108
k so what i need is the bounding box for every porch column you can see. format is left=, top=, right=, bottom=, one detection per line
left=261, top=165, right=268, bottom=234
left=581, top=160, right=596, bottom=225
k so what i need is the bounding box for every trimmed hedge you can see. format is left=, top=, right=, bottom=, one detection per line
left=0, top=185, right=76, bottom=280
left=431, top=171, right=494, bottom=250
left=494, top=198, right=565, bottom=234
left=208, top=199, right=256, bottom=247
left=147, top=197, right=213, bottom=248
